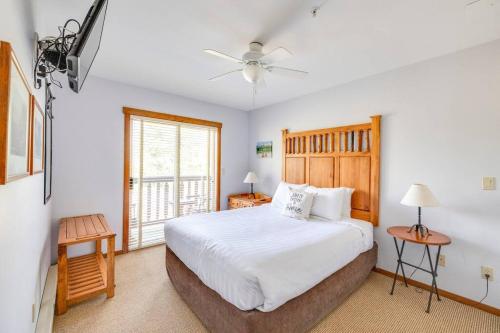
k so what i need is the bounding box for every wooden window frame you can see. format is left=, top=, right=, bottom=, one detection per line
left=122, top=107, right=222, bottom=253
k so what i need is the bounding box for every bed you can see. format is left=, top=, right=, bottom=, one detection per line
left=165, top=116, right=381, bottom=332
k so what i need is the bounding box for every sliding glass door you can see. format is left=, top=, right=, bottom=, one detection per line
left=127, top=114, right=219, bottom=250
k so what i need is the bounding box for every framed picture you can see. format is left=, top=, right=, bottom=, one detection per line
left=44, top=84, right=54, bottom=204
left=30, top=96, right=44, bottom=174
left=256, top=141, right=272, bottom=158
left=0, top=41, right=32, bottom=184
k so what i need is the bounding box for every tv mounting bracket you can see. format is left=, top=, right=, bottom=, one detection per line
left=33, top=19, right=80, bottom=90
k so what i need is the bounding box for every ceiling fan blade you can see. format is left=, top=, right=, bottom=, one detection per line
left=266, top=66, right=308, bottom=79
left=259, top=47, right=292, bottom=64
left=208, top=69, right=242, bottom=81
left=203, top=49, right=243, bottom=63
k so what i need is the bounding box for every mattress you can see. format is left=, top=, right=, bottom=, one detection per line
left=163, top=204, right=373, bottom=312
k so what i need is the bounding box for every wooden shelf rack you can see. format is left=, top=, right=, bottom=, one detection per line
left=57, top=214, right=116, bottom=315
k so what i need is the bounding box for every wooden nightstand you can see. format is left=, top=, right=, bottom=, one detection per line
left=228, top=193, right=272, bottom=209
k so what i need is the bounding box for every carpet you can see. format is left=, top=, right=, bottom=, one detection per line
left=54, top=245, right=499, bottom=333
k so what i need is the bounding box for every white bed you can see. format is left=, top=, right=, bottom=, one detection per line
left=164, top=204, right=373, bottom=312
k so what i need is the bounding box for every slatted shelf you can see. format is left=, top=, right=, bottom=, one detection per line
left=67, top=254, right=106, bottom=300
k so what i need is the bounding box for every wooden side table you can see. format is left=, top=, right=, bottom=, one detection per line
left=56, top=214, right=116, bottom=315
left=228, top=192, right=272, bottom=210
left=387, top=226, right=451, bottom=313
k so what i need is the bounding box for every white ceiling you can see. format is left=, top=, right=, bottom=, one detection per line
left=37, top=0, right=500, bottom=111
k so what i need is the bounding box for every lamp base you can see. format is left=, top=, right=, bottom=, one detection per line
left=408, top=224, right=431, bottom=237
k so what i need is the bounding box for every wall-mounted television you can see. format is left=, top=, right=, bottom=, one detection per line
left=66, top=0, right=108, bottom=93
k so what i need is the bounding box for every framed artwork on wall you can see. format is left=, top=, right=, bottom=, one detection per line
left=0, top=41, right=32, bottom=184
left=256, top=141, right=272, bottom=158
left=44, top=84, right=54, bottom=204
left=30, top=96, right=44, bottom=174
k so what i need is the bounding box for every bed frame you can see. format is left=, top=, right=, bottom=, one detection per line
left=165, top=116, right=381, bottom=332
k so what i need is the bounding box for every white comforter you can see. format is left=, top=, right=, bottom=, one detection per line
left=164, top=204, right=373, bottom=312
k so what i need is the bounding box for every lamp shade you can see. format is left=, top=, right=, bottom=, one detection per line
left=400, top=184, right=439, bottom=207
left=243, top=172, right=258, bottom=184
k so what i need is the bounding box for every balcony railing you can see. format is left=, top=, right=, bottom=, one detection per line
left=128, top=175, right=215, bottom=249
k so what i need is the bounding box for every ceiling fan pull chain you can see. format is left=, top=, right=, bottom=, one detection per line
left=252, top=84, right=256, bottom=107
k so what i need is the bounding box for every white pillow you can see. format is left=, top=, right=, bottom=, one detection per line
left=306, top=186, right=344, bottom=221
left=339, top=187, right=355, bottom=218
left=281, top=188, right=315, bottom=220
left=271, top=181, right=308, bottom=209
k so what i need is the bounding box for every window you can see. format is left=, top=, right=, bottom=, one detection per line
left=123, top=108, right=221, bottom=251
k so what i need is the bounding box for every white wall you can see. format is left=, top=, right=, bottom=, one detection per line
left=0, top=1, right=52, bottom=333
left=51, top=76, right=249, bottom=259
left=248, top=40, right=500, bottom=309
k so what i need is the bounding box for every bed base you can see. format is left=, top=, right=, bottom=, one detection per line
left=165, top=243, right=378, bottom=333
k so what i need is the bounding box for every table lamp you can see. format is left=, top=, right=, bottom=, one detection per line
left=400, top=184, right=439, bottom=236
left=243, top=172, right=258, bottom=197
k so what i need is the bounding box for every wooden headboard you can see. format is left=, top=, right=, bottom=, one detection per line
left=281, top=116, right=381, bottom=226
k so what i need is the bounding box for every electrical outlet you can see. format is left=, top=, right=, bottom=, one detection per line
left=481, top=266, right=494, bottom=281
left=438, top=255, right=446, bottom=267
left=482, top=177, right=496, bottom=190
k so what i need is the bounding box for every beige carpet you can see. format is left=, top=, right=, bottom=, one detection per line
left=55, top=246, right=499, bottom=333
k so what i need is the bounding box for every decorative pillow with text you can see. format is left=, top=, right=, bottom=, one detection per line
left=281, top=187, right=315, bottom=220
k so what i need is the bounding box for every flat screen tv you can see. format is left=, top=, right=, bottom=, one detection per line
left=66, top=0, right=108, bottom=93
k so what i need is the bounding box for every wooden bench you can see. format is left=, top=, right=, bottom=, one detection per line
left=56, top=214, right=116, bottom=315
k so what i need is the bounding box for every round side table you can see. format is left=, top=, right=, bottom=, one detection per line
left=387, top=226, right=451, bottom=313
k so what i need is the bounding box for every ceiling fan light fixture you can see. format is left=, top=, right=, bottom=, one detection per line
left=205, top=42, right=307, bottom=88
left=242, top=62, right=263, bottom=83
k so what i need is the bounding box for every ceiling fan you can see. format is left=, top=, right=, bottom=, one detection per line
left=203, top=42, right=308, bottom=87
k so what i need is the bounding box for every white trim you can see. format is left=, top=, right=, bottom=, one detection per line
left=35, top=265, right=57, bottom=333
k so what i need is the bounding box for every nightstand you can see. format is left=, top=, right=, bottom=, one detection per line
left=387, top=226, right=451, bottom=313
left=228, top=193, right=272, bottom=209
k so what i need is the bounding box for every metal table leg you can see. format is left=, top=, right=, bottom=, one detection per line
left=433, top=245, right=442, bottom=301
left=390, top=237, right=409, bottom=295
left=425, top=245, right=442, bottom=313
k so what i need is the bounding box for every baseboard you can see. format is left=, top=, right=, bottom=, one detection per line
left=35, top=265, right=57, bottom=333
left=373, top=267, right=500, bottom=316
